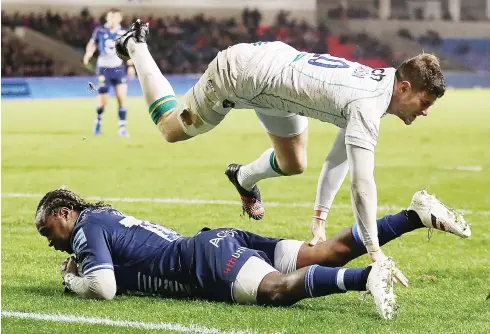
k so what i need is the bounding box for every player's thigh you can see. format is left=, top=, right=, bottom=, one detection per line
left=114, top=83, right=127, bottom=105
left=256, top=112, right=309, bottom=173
left=191, top=228, right=277, bottom=304
left=172, top=57, right=235, bottom=138
left=232, top=230, right=306, bottom=275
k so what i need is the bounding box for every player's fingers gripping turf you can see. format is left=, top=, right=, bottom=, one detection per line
left=394, top=267, right=409, bottom=288
left=309, top=219, right=327, bottom=245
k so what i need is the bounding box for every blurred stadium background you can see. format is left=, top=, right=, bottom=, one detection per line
left=2, top=0, right=489, bottom=333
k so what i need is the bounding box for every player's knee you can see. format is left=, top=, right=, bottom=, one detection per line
left=177, top=108, right=216, bottom=138
left=162, top=131, right=180, bottom=143
left=116, top=96, right=125, bottom=107
left=156, top=111, right=190, bottom=143
left=258, top=274, right=296, bottom=307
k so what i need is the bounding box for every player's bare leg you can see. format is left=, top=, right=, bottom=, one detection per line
left=296, top=191, right=471, bottom=269
left=225, top=130, right=308, bottom=220
left=115, top=19, right=190, bottom=143
left=115, top=83, right=130, bottom=138
left=255, top=257, right=396, bottom=319
left=94, top=92, right=109, bottom=135
left=253, top=193, right=471, bottom=319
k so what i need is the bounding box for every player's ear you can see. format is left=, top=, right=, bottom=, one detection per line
left=399, top=81, right=411, bottom=94
left=59, top=207, right=70, bottom=220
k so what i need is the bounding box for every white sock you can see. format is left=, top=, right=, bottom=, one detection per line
left=237, top=148, right=284, bottom=191
left=127, top=39, right=175, bottom=106
left=336, top=268, right=347, bottom=291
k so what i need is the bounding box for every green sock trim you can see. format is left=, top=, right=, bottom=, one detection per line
left=148, top=95, right=178, bottom=124
left=269, top=151, right=287, bottom=176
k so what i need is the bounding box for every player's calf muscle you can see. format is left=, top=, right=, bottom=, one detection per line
left=257, top=270, right=307, bottom=306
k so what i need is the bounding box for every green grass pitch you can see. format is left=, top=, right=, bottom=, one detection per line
left=2, top=89, right=489, bottom=333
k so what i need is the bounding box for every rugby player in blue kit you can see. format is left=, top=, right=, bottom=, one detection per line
left=35, top=188, right=470, bottom=320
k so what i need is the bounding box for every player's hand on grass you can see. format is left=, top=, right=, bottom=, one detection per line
left=369, top=249, right=409, bottom=288
left=60, top=256, right=78, bottom=279
left=309, top=217, right=327, bottom=245
left=394, top=266, right=409, bottom=288
left=368, top=248, right=388, bottom=263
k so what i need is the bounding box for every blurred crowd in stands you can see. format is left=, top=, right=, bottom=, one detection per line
left=1, top=5, right=487, bottom=78
left=1, top=33, right=55, bottom=77
left=1, top=8, right=397, bottom=77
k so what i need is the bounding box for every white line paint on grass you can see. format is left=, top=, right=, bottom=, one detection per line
left=439, top=166, right=483, bottom=172
left=1, top=311, right=258, bottom=334
left=2, top=193, right=488, bottom=215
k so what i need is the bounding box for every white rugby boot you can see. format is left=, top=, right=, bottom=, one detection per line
left=408, top=190, right=471, bottom=238
left=366, top=257, right=397, bottom=320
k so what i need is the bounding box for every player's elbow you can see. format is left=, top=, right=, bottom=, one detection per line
left=91, top=281, right=116, bottom=300
left=86, top=269, right=117, bottom=300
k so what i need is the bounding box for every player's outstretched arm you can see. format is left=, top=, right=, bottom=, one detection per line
left=345, top=144, right=381, bottom=259
left=310, top=128, right=349, bottom=245
left=61, top=257, right=117, bottom=300
left=345, top=145, right=408, bottom=289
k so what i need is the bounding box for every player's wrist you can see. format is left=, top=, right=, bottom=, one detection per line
left=366, top=244, right=381, bottom=254
left=313, top=209, right=328, bottom=221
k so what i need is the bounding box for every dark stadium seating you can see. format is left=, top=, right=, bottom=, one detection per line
left=1, top=9, right=394, bottom=77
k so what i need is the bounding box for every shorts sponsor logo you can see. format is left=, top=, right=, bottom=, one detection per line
left=224, top=247, right=247, bottom=274
left=206, top=80, right=216, bottom=92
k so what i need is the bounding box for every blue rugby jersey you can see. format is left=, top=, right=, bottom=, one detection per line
left=91, top=25, right=127, bottom=68
left=70, top=208, right=196, bottom=297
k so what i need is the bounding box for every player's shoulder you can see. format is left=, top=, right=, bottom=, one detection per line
left=76, top=207, right=124, bottom=228
left=70, top=208, right=121, bottom=250
left=117, top=27, right=129, bottom=35
left=93, top=25, right=105, bottom=33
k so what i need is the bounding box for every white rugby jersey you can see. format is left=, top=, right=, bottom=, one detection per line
left=225, top=42, right=396, bottom=151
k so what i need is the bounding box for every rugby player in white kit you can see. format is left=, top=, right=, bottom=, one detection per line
left=114, top=20, right=451, bottom=278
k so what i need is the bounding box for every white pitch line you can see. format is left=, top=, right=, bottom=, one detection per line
left=2, top=193, right=489, bottom=216
left=1, top=311, right=258, bottom=334
left=439, top=165, right=483, bottom=172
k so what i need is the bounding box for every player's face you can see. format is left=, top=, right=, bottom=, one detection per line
left=105, top=12, right=114, bottom=25
left=396, top=83, right=437, bottom=125
left=36, top=208, right=75, bottom=253
left=107, top=11, right=122, bottom=27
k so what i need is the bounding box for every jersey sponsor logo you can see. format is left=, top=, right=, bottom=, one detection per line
left=352, top=66, right=370, bottom=79
left=209, top=229, right=240, bottom=248
left=224, top=247, right=247, bottom=274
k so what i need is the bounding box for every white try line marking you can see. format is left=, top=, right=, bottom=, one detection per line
left=2, top=192, right=489, bottom=216
left=438, top=165, right=483, bottom=172
left=1, top=311, right=260, bottom=334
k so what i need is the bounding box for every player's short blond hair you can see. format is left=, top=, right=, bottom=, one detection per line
left=395, top=54, right=446, bottom=98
